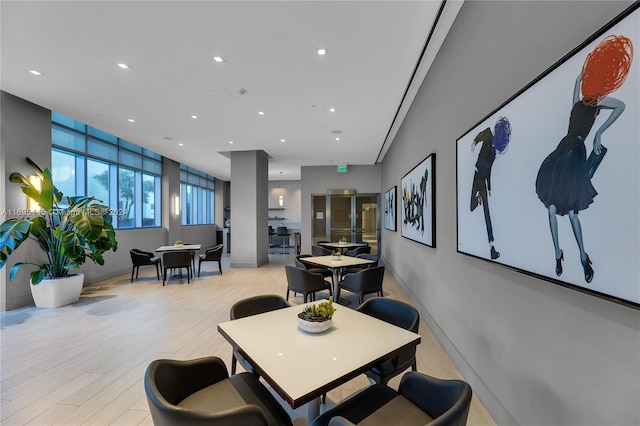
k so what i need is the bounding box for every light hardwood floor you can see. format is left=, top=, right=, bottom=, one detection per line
left=1, top=252, right=495, bottom=425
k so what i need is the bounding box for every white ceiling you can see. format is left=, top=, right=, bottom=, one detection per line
left=1, top=1, right=459, bottom=181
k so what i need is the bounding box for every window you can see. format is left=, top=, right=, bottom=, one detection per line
left=51, top=112, right=162, bottom=229
left=180, top=164, right=215, bottom=225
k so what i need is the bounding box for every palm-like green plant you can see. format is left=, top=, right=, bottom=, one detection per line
left=0, top=158, right=118, bottom=284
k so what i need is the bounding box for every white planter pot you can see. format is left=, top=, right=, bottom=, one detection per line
left=30, top=273, right=84, bottom=308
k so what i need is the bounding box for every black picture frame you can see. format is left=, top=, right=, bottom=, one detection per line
left=401, top=153, right=436, bottom=247
left=455, top=3, right=639, bottom=309
left=384, top=186, right=397, bottom=231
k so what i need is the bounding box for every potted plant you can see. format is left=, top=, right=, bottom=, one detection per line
left=174, top=239, right=183, bottom=247
left=297, top=297, right=336, bottom=333
left=0, top=158, right=118, bottom=307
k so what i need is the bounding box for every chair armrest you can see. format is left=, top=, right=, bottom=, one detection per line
left=328, top=416, right=356, bottom=426
left=199, top=405, right=270, bottom=426
left=145, top=357, right=229, bottom=405
left=141, top=250, right=155, bottom=258
left=398, top=372, right=471, bottom=421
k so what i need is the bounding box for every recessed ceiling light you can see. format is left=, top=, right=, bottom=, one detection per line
left=329, top=108, right=336, bottom=112
left=28, top=70, right=43, bottom=76
left=127, top=118, right=135, bottom=123
left=191, top=115, right=199, bottom=119
left=258, top=111, right=265, bottom=115
left=117, top=63, right=130, bottom=69
left=213, top=56, right=225, bottom=63
left=280, top=139, right=286, bottom=142
left=317, top=48, right=327, bottom=56
left=229, top=140, right=234, bottom=144
left=335, top=137, right=341, bottom=141
left=178, top=143, right=184, bottom=146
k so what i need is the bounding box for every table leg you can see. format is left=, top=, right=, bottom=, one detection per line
left=307, top=397, right=321, bottom=425
left=333, top=268, right=350, bottom=306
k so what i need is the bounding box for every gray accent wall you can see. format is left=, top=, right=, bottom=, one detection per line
left=381, top=1, right=639, bottom=425
left=301, top=164, right=381, bottom=254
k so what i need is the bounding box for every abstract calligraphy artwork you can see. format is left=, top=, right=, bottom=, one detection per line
left=384, top=186, right=397, bottom=231
left=401, top=153, right=435, bottom=247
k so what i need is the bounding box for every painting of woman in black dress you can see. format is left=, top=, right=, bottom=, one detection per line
left=470, top=117, right=512, bottom=260
left=535, top=35, right=633, bottom=283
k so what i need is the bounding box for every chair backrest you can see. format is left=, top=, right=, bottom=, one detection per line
left=268, top=225, right=274, bottom=235
left=276, top=226, right=288, bottom=236
left=345, top=246, right=370, bottom=257
left=356, top=297, right=419, bottom=333
left=285, top=265, right=326, bottom=293
left=356, top=253, right=379, bottom=267
left=130, top=248, right=153, bottom=266
left=162, top=251, right=192, bottom=268
left=311, top=245, right=333, bottom=256
left=230, top=294, right=290, bottom=320
left=398, top=372, right=472, bottom=426
left=204, top=244, right=223, bottom=260
left=295, top=254, right=312, bottom=270
left=342, top=266, right=385, bottom=292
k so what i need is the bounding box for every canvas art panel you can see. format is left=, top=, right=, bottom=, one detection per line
left=456, top=4, right=639, bottom=309
left=401, top=153, right=436, bottom=247
left=384, top=186, right=397, bottom=231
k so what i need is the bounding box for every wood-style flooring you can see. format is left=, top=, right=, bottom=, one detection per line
left=0, top=252, right=495, bottom=425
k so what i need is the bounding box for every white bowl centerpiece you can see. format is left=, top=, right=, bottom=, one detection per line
left=297, top=297, right=336, bottom=333
left=174, top=239, right=184, bottom=247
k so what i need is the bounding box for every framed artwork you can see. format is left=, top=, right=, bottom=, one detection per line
left=456, top=3, right=639, bottom=309
left=401, top=153, right=436, bottom=247
left=384, top=186, right=397, bottom=231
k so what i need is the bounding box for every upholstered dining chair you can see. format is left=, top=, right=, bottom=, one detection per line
left=144, top=356, right=292, bottom=426
left=296, top=254, right=334, bottom=285
left=311, top=244, right=334, bottom=256
left=337, top=266, right=385, bottom=305
left=311, top=372, right=472, bottom=426
left=198, top=244, right=223, bottom=276
left=341, top=253, right=379, bottom=278
left=162, top=251, right=193, bottom=285
left=355, top=297, right=420, bottom=386
left=345, top=246, right=371, bottom=257
left=129, top=248, right=162, bottom=282
left=284, top=265, right=332, bottom=303
left=229, top=294, right=290, bottom=375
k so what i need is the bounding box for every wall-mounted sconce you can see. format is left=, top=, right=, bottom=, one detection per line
left=27, top=175, right=42, bottom=211
left=278, top=195, right=284, bottom=207
left=173, top=196, right=180, bottom=215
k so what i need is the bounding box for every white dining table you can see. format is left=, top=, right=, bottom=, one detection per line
left=217, top=302, right=421, bottom=424
left=318, top=242, right=368, bottom=254
left=154, top=244, right=201, bottom=252
left=301, top=255, right=374, bottom=304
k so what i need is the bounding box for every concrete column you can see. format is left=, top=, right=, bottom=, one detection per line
left=230, top=150, right=269, bottom=267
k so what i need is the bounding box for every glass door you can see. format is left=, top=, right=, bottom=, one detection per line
left=313, top=194, right=380, bottom=254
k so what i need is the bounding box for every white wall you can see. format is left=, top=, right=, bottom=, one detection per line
left=381, top=1, right=639, bottom=425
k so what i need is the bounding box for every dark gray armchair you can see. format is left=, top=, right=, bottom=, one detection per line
left=229, top=294, right=290, bottom=375
left=144, top=356, right=292, bottom=426
left=337, top=266, right=385, bottom=305
left=198, top=244, right=223, bottom=276
left=356, top=297, right=419, bottom=385
left=311, top=371, right=472, bottom=426
left=129, top=248, right=162, bottom=282
left=285, top=265, right=332, bottom=303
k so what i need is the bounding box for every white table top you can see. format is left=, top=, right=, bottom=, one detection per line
left=319, top=242, right=368, bottom=250
left=302, top=255, right=374, bottom=269
left=155, top=244, right=201, bottom=252
left=217, top=302, right=421, bottom=408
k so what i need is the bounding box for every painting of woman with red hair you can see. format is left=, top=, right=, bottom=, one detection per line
left=535, top=35, right=633, bottom=283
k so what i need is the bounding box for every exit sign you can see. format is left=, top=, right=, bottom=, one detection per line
left=337, top=164, right=347, bottom=173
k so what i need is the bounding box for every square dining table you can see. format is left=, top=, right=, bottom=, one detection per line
left=154, top=243, right=201, bottom=252
left=301, top=255, right=375, bottom=304
left=218, top=302, right=421, bottom=425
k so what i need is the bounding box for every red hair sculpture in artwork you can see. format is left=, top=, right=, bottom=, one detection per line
left=581, top=35, right=633, bottom=106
